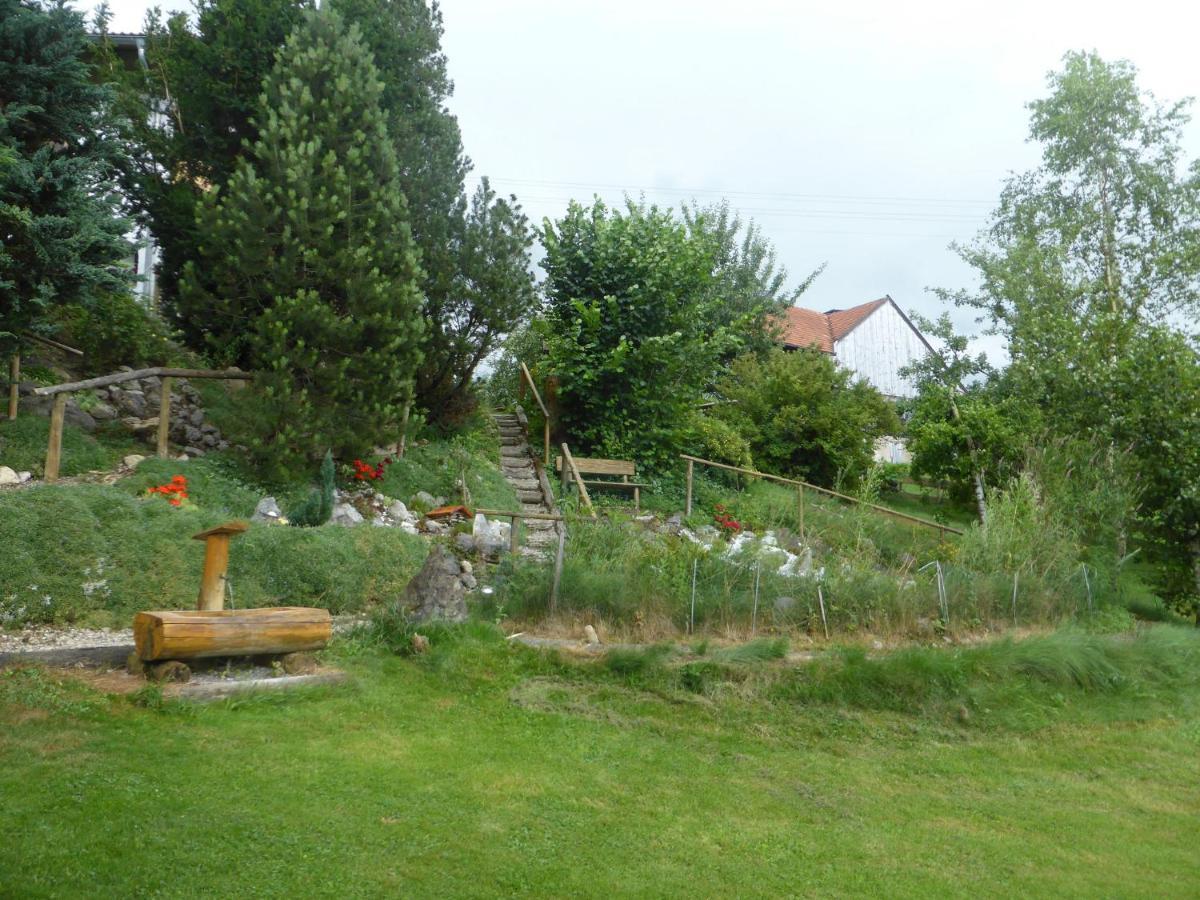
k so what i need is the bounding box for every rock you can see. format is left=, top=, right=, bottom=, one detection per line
left=89, top=401, right=118, bottom=422
left=183, top=425, right=203, bottom=445
left=386, top=500, right=412, bottom=523
left=64, top=404, right=96, bottom=432
left=122, top=454, right=146, bottom=469
left=424, top=520, right=448, bottom=535
left=460, top=572, right=478, bottom=591
left=16, top=471, right=31, bottom=483
left=459, top=559, right=473, bottom=575
left=116, top=389, right=147, bottom=417
left=400, top=522, right=420, bottom=535
left=411, top=633, right=430, bottom=654
left=584, top=624, right=600, bottom=645
left=330, top=502, right=364, bottom=526
left=472, top=513, right=510, bottom=555
left=411, top=490, right=438, bottom=508
left=189, top=408, right=205, bottom=428
left=455, top=532, right=476, bottom=553
left=399, top=544, right=468, bottom=624
left=251, top=496, right=284, bottom=523
left=0, top=466, right=19, bottom=486
left=183, top=446, right=206, bottom=457
left=142, top=375, right=161, bottom=392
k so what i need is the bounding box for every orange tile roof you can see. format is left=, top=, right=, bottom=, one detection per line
left=826, top=298, right=889, bottom=341
left=776, top=297, right=891, bottom=351
left=777, top=306, right=834, bottom=352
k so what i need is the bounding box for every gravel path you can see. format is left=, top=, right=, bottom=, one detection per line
left=0, top=625, right=132, bottom=653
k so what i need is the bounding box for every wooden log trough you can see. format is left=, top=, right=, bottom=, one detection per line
left=133, top=607, right=333, bottom=662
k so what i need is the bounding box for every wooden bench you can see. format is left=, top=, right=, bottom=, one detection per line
left=555, top=455, right=648, bottom=511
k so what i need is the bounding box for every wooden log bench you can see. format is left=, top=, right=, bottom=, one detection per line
left=555, top=455, right=648, bottom=511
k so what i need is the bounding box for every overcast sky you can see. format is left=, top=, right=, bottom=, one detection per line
left=96, top=0, right=1200, bottom=361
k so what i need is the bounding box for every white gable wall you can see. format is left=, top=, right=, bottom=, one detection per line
left=832, top=301, right=926, bottom=398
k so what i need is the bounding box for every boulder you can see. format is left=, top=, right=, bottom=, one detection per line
left=399, top=544, right=468, bottom=623
left=16, top=471, right=31, bottom=483
left=251, top=496, right=284, bottom=523
left=411, top=490, right=438, bottom=509
left=330, top=502, right=364, bottom=527
left=454, top=532, right=476, bottom=553
left=116, top=389, right=147, bottom=417
left=471, top=513, right=510, bottom=555
left=386, top=500, right=412, bottom=523
left=122, top=454, right=146, bottom=469
left=89, top=401, right=118, bottom=422
left=0, top=466, right=20, bottom=486
left=64, top=404, right=96, bottom=432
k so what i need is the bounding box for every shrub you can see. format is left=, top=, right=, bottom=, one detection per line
left=712, top=348, right=899, bottom=488
left=54, top=293, right=178, bottom=374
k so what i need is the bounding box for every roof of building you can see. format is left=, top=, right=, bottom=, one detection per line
left=777, top=296, right=894, bottom=351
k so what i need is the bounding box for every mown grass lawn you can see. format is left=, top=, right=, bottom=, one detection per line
left=2, top=631, right=1198, bottom=898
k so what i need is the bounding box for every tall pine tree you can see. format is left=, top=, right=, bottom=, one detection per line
left=179, top=9, right=424, bottom=476
left=0, top=0, right=131, bottom=353
left=327, top=0, right=536, bottom=424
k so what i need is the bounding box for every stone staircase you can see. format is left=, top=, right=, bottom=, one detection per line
left=493, top=412, right=558, bottom=559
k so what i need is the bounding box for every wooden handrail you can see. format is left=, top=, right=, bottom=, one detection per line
left=560, top=442, right=597, bottom=518
left=519, top=362, right=550, bottom=465
left=518, top=362, right=549, bottom=418
left=475, top=508, right=565, bottom=522
left=36, top=366, right=254, bottom=482
left=34, top=366, right=252, bottom=396
left=681, top=454, right=962, bottom=536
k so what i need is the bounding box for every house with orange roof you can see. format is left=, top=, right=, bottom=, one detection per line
left=776, top=295, right=931, bottom=400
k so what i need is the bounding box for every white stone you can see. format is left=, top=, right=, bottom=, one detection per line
left=0, top=466, right=19, bottom=486
left=330, top=502, right=364, bottom=526
left=584, top=625, right=600, bottom=645
left=17, top=471, right=31, bottom=483
left=122, top=454, right=146, bottom=469
left=386, top=500, right=413, bottom=523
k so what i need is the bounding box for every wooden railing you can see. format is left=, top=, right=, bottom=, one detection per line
left=682, top=454, right=963, bottom=538
left=33, top=367, right=253, bottom=482
left=558, top=442, right=597, bottom=518
left=5, top=335, right=84, bottom=421
left=518, top=362, right=550, bottom=466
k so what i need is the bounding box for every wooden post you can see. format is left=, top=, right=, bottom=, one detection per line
left=797, top=486, right=805, bottom=540
left=510, top=515, right=521, bottom=554
left=7, top=354, right=18, bottom=420
left=156, top=376, right=172, bottom=459
left=685, top=458, right=694, bottom=517
left=549, top=525, right=566, bottom=613
left=398, top=399, right=411, bottom=459
left=560, top=443, right=595, bottom=517
left=192, top=521, right=249, bottom=611
left=44, top=393, right=67, bottom=482
left=543, top=420, right=550, bottom=468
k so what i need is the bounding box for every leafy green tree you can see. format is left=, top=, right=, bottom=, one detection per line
left=178, top=9, right=424, bottom=476
left=900, top=314, right=1039, bottom=521
left=711, top=348, right=898, bottom=487
left=683, top=199, right=824, bottom=355
left=944, top=51, right=1200, bottom=601
left=0, top=0, right=131, bottom=353
left=326, top=0, right=537, bottom=425
left=541, top=198, right=740, bottom=469
left=97, top=0, right=312, bottom=328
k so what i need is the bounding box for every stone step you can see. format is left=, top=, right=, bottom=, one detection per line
left=517, top=489, right=544, bottom=503
left=510, top=479, right=540, bottom=491
left=500, top=445, right=530, bottom=458
left=501, top=462, right=534, bottom=474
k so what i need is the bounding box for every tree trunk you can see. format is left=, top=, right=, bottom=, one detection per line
left=949, top=396, right=987, bottom=525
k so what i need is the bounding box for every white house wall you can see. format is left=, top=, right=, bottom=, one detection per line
left=833, top=302, right=925, bottom=398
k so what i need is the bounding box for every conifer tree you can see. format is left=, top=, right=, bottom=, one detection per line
left=179, top=9, right=424, bottom=476
left=0, top=0, right=131, bottom=352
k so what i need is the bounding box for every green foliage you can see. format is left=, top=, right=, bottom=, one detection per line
left=712, top=348, right=899, bottom=487
left=682, top=199, right=824, bottom=358
left=940, top=53, right=1200, bottom=601
left=287, top=449, right=335, bottom=528
left=603, top=644, right=676, bottom=680
left=325, top=0, right=537, bottom=426
left=97, top=0, right=312, bottom=321
left=0, top=0, right=132, bottom=354
left=53, top=292, right=178, bottom=374
left=179, top=10, right=425, bottom=478
left=540, top=199, right=745, bottom=469
left=687, top=413, right=753, bottom=469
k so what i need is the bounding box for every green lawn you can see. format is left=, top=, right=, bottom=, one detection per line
left=2, top=629, right=1198, bottom=897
